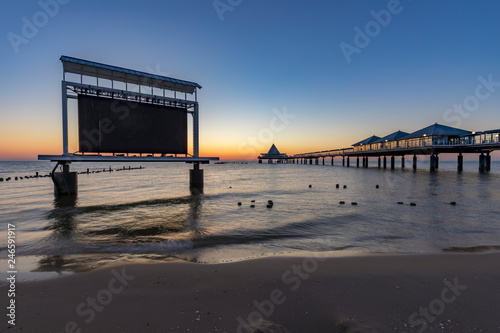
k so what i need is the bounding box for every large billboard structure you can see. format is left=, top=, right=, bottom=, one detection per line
left=38, top=56, right=218, bottom=195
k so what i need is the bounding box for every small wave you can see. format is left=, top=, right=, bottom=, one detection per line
left=355, top=235, right=408, bottom=242
left=23, top=239, right=195, bottom=256
left=443, top=245, right=500, bottom=253
left=191, top=232, right=305, bottom=249
left=45, top=195, right=193, bottom=220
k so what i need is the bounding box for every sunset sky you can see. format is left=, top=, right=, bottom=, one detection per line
left=1, top=0, right=500, bottom=160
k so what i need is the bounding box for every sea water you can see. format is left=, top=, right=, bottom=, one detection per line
left=1, top=160, right=500, bottom=282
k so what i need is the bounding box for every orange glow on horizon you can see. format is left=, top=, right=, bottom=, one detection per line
left=3, top=131, right=499, bottom=162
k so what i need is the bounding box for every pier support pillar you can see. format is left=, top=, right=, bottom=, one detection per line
left=457, top=153, right=463, bottom=172
left=390, top=156, right=395, bottom=170
left=356, top=157, right=360, bottom=168
left=189, top=163, right=204, bottom=190
left=413, top=155, right=417, bottom=171
left=347, top=156, right=350, bottom=167
left=259, top=159, right=262, bottom=164
left=331, top=157, right=334, bottom=166
left=435, top=155, right=439, bottom=169
left=430, top=154, right=437, bottom=172
left=315, top=158, right=319, bottom=165
left=322, top=157, right=325, bottom=165
left=53, top=163, right=78, bottom=196
left=401, top=156, right=405, bottom=169
left=479, top=153, right=486, bottom=172
left=378, top=156, right=381, bottom=168
left=364, top=156, right=368, bottom=168
left=486, top=152, right=491, bottom=171
left=342, top=156, right=345, bottom=166
left=383, top=156, right=387, bottom=169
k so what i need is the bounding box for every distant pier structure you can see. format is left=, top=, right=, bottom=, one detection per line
left=287, top=123, right=500, bottom=172
left=258, top=144, right=289, bottom=163
left=39, top=56, right=218, bottom=195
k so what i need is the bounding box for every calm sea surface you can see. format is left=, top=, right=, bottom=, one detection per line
left=1, top=159, right=500, bottom=282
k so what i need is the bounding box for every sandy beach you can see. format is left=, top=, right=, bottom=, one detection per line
left=1, top=252, right=499, bottom=333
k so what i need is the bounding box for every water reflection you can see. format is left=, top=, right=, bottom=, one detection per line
left=39, top=192, right=206, bottom=273
left=47, top=195, right=78, bottom=238
left=54, top=194, right=78, bottom=208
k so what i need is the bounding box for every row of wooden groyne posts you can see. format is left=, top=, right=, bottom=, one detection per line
left=0, top=166, right=144, bottom=183
left=259, top=123, right=500, bottom=172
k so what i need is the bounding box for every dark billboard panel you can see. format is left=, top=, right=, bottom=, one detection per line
left=78, top=95, right=187, bottom=154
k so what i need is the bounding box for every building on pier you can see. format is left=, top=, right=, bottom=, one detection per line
left=258, top=144, right=289, bottom=163
left=371, top=131, right=409, bottom=150
left=352, top=135, right=381, bottom=152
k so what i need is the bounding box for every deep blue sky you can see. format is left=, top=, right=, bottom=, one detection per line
left=1, top=0, right=500, bottom=159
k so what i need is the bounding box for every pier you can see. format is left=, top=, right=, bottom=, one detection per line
left=287, top=123, right=500, bottom=172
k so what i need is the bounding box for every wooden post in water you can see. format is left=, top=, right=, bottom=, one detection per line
left=413, top=155, right=417, bottom=171
left=430, top=154, right=436, bottom=172
left=401, top=155, right=405, bottom=169
left=390, top=156, right=395, bottom=170
left=356, top=157, right=360, bottom=168
left=347, top=156, right=350, bottom=167
left=457, top=153, right=463, bottom=172
left=383, top=156, right=387, bottom=169
left=486, top=152, right=491, bottom=171
left=378, top=156, right=381, bottom=168
left=479, top=153, right=486, bottom=172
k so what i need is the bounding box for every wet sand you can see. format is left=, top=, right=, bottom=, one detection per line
left=2, top=252, right=499, bottom=332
